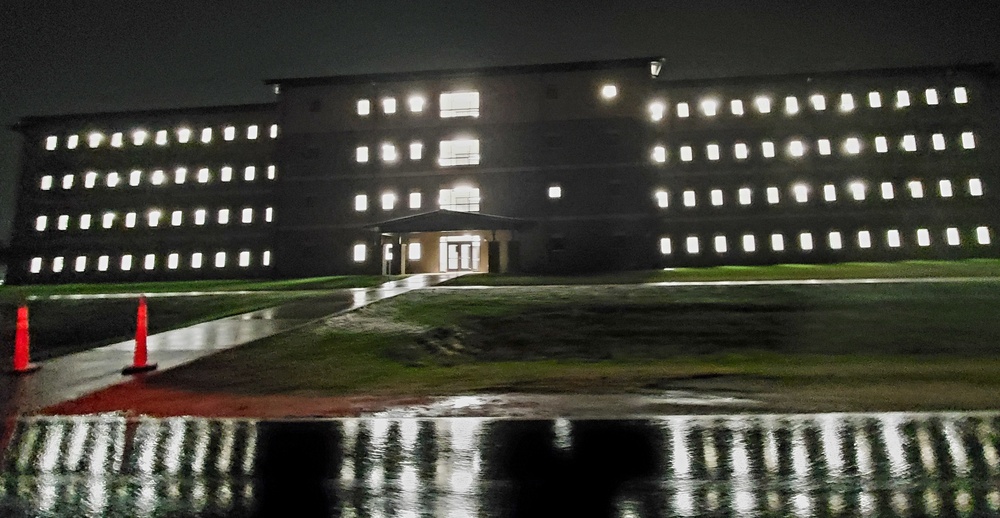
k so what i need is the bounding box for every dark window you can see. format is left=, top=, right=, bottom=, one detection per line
left=547, top=237, right=566, bottom=252
left=309, top=99, right=322, bottom=112
left=545, top=86, right=559, bottom=99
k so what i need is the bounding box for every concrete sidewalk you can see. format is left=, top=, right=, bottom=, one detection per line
left=1, top=273, right=458, bottom=416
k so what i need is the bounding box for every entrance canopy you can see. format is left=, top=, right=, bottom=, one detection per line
left=365, top=209, right=533, bottom=233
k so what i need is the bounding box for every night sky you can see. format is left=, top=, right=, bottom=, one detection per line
left=2, top=0, right=999, bottom=246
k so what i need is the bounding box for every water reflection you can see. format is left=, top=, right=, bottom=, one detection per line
left=1, top=412, right=999, bottom=517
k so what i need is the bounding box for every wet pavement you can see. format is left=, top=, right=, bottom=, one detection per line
left=1, top=411, right=999, bottom=517
left=0, top=274, right=458, bottom=417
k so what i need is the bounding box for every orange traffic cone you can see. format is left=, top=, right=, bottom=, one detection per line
left=122, top=296, right=157, bottom=375
left=11, top=305, right=41, bottom=374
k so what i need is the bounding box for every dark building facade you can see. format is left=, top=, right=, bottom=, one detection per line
left=7, top=58, right=999, bottom=283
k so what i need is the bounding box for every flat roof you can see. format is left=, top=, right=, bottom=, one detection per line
left=657, top=62, right=997, bottom=88
left=14, top=102, right=277, bottom=130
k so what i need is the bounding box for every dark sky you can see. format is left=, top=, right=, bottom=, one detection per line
left=2, top=0, right=999, bottom=245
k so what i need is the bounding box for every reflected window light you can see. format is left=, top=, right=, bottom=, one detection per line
left=84, top=171, right=98, bottom=189
left=868, top=91, right=882, bottom=108
left=247, top=125, right=259, bottom=139
left=961, top=131, right=976, bottom=149
left=676, top=102, right=690, bottom=118
left=730, top=99, right=745, bottom=116
left=946, top=227, right=961, bottom=246
left=939, top=179, right=953, bottom=198
left=655, top=190, right=669, bottom=208
left=600, top=84, right=618, bottom=99
left=648, top=101, right=665, bottom=121
left=353, top=243, right=367, bottom=262
left=357, top=99, right=371, bottom=115
left=155, top=130, right=168, bottom=146
left=742, top=234, right=756, bottom=252
left=410, top=141, right=423, bottom=160
left=710, top=189, right=723, bottom=206
left=917, top=228, right=931, bottom=247
left=106, top=171, right=120, bottom=187
left=793, top=183, right=809, bottom=203
left=800, top=232, right=814, bottom=251
left=244, top=166, right=256, bottom=181
left=88, top=132, right=103, bottom=148
left=714, top=235, right=728, bottom=253
left=771, top=233, right=785, bottom=251
left=887, top=229, right=901, bottom=248
left=652, top=145, right=667, bottom=163
left=57, top=215, right=69, bottom=230
left=201, top=128, right=212, bottom=143
left=762, top=141, right=775, bottom=158
left=875, top=136, right=889, bottom=153
left=191, top=252, right=203, bottom=269
left=267, top=165, right=276, bottom=179
left=132, top=130, right=147, bottom=146
left=262, top=250, right=272, bottom=266
left=844, top=137, right=861, bottom=155
left=62, top=174, right=74, bottom=189
left=194, top=209, right=207, bottom=225
left=241, top=208, right=253, bottom=223
left=810, top=94, right=826, bottom=111
left=738, top=187, right=752, bottom=205
left=660, top=237, right=672, bottom=255
left=858, top=230, right=872, bottom=248
left=382, top=192, right=397, bottom=209
left=954, top=87, right=969, bottom=104
left=223, top=126, right=236, bottom=141
left=409, top=192, right=421, bottom=209
left=680, top=145, right=693, bottom=162
left=382, top=97, right=397, bottom=114
left=683, top=190, right=696, bottom=207
left=218, top=209, right=230, bottom=224
left=176, top=127, right=192, bottom=143
left=45, top=135, right=58, bottom=150
left=239, top=251, right=251, bottom=267
left=908, top=180, right=924, bottom=198
left=686, top=236, right=700, bottom=254
left=925, top=88, right=939, bottom=105
left=102, top=212, right=115, bottom=229
left=221, top=166, right=233, bottom=182
left=754, top=96, right=772, bottom=114
left=269, top=124, right=279, bottom=138
left=40, top=175, right=53, bottom=190
left=144, top=254, right=156, bottom=271
left=706, top=143, right=720, bottom=161
left=840, top=93, right=855, bottom=112
left=168, top=253, right=179, bottom=270
left=784, top=96, right=799, bottom=115
left=734, top=142, right=749, bottom=160
left=129, top=170, right=142, bottom=186
left=171, top=210, right=182, bottom=226
left=902, top=134, right=917, bottom=152
left=932, top=133, right=946, bottom=151
left=148, top=210, right=161, bottom=227
left=976, top=226, right=991, bottom=245
left=408, top=95, right=425, bottom=113
left=896, top=90, right=911, bottom=108
left=356, top=146, right=369, bottom=163
left=120, top=255, right=132, bottom=271
left=52, top=256, right=64, bottom=272
left=66, top=134, right=79, bottom=149
left=111, top=132, right=123, bottom=147
left=880, top=182, right=894, bottom=199
left=817, top=138, right=832, bottom=156
left=850, top=181, right=866, bottom=201
left=788, top=140, right=805, bottom=157
left=79, top=214, right=91, bottom=230
left=35, top=215, right=47, bottom=231
left=150, top=169, right=165, bottom=185
left=174, top=167, right=187, bottom=184
left=198, top=168, right=210, bottom=183
left=969, top=178, right=983, bottom=196
left=215, top=252, right=227, bottom=268
left=767, top=186, right=780, bottom=204
left=700, top=99, right=719, bottom=117
left=97, top=255, right=109, bottom=272
left=829, top=231, right=843, bottom=250
left=30, top=257, right=43, bottom=273
left=265, top=207, right=273, bottom=222
left=355, top=194, right=368, bottom=211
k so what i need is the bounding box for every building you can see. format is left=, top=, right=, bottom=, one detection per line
left=7, top=57, right=998, bottom=284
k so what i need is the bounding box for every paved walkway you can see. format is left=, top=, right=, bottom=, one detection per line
left=1, top=274, right=458, bottom=417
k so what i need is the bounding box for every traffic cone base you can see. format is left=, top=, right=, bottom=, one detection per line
left=9, top=363, right=41, bottom=375
left=122, top=363, right=157, bottom=375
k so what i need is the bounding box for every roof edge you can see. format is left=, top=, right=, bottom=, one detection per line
left=13, top=102, right=278, bottom=131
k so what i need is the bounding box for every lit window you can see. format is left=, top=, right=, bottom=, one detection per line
left=939, top=179, right=953, bottom=198
left=121, top=255, right=133, bottom=271
left=45, top=136, right=58, bottom=150
left=409, top=192, right=422, bottom=209
left=35, top=215, right=47, bottom=231
left=381, top=143, right=397, bottom=162
left=761, top=141, right=775, bottom=158
left=201, top=128, right=212, bottom=143
left=887, top=229, right=901, bottom=248
left=730, top=99, right=744, bottom=116
left=151, top=170, right=166, bottom=186
left=171, top=210, right=182, bottom=226
left=548, top=185, right=562, bottom=199
left=97, top=256, right=109, bottom=272
left=932, top=133, right=946, bottom=151
left=679, top=146, right=693, bottom=162
left=148, top=210, right=161, bottom=227
left=357, top=99, right=371, bottom=115
left=106, top=172, right=120, bottom=187
left=102, top=212, right=115, bottom=229
left=217, top=209, right=230, bottom=224
left=896, top=90, right=911, bottom=108
left=382, top=97, right=397, bottom=114
left=683, top=190, right=696, bottom=207
left=946, top=227, right=961, bottom=246
left=62, top=174, right=74, bottom=190
left=198, top=168, right=210, bottom=183
left=52, top=257, right=64, bottom=273
left=175, top=167, right=187, bottom=184
left=57, top=215, right=69, bottom=230
left=738, top=187, right=752, bottom=205
left=676, top=102, right=690, bottom=118
left=840, top=93, right=855, bottom=112
left=844, top=138, right=861, bottom=155
left=954, top=87, right=969, bottom=104
left=129, top=170, right=142, bottom=186
left=176, top=128, right=191, bottom=143
left=706, top=144, right=720, bottom=161
left=659, top=237, right=672, bottom=255
left=828, top=231, right=843, bottom=250
left=191, top=253, right=204, bottom=269
left=766, top=187, right=780, bottom=204
left=925, top=88, right=939, bottom=105
left=961, top=132, right=976, bottom=149
left=131, top=130, right=146, bottom=146
left=108, top=132, right=122, bottom=147
left=265, top=207, right=273, bottom=222
left=875, top=136, right=888, bottom=153
left=30, top=257, right=43, bottom=273
left=902, top=134, right=917, bottom=152
left=241, top=208, right=253, bottom=223
left=438, top=186, right=480, bottom=211
left=244, top=166, right=256, bottom=181
left=410, top=142, right=423, bottom=160
left=600, top=84, right=618, bottom=99
left=969, top=178, right=983, bottom=196
left=381, top=192, right=396, bottom=209
left=784, top=96, right=799, bottom=115
left=976, top=227, right=990, bottom=245
left=917, top=228, right=931, bottom=247
left=353, top=244, right=367, bottom=262
left=685, top=236, right=700, bottom=254
left=194, top=209, right=207, bottom=225
left=655, top=190, right=669, bottom=208
left=408, top=96, right=425, bottom=113
left=648, top=101, right=665, bottom=121
left=742, top=234, right=756, bottom=253
left=247, top=125, right=259, bottom=140
left=908, top=180, right=924, bottom=198
left=66, top=135, right=79, bottom=149
left=144, top=254, right=156, bottom=271
left=355, top=194, right=368, bottom=211
left=710, top=189, right=723, bottom=206
left=215, top=252, right=227, bottom=268
left=810, top=94, right=826, bottom=111
left=267, top=165, right=276, bottom=179
left=734, top=142, right=749, bottom=160
left=408, top=242, right=422, bottom=260
left=239, top=251, right=251, bottom=267
left=799, top=232, right=814, bottom=251
left=84, top=171, right=98, bottom=189
left=168, top=253, right=179, bottom=270
left=438, top=139, right=480, bottom=166
left=788, top=140, right=805, bottom=157
left=817, top=139, right=832, bottom=156
left=868, top=91, right=882, bottom=108
left=652, top=145, right=667, bottom=163
left=440, top=91, right=480, bottom=117
left=754, top=96, right=771, bottom=114
left=849, top=181, right=866, bottom=201
left=858, top=230, right=872, bottom=249
left=880, top=182, right=894, bottom=200
left=262, top=251, right=272, bottom=266
left=700, top=99, right=719, bottom=117
left=224, top=126, right=236, bottom=141
left=88, top=132, right=103, bottom=148
left=771, top=234, right=785, bottom=252
left=79, top=214, right=91, bottom=230
left=792, top=183, right=808, bottom=203
left=714, top=235, right=728, bottom=253
left=823, top=184, right=837, bottom=202
left=221, top=166, right=233, bottom=182
left=155, top=130, right=168, bottom=146
left=269, top=124, right=279, bottom=138
left=40, top=175, right=53, bottom=190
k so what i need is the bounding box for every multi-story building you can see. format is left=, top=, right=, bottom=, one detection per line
left=7, top=57, right=998, bottom=283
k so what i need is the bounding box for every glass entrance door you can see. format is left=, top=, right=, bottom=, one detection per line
left=446, top=242, right=476, bottom=271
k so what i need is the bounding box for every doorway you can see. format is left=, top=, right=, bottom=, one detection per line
left=439, top=235, right=482, bottom=272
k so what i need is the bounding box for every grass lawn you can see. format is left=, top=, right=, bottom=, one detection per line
left=146, top=281, right=1000, bottom=412
left=440, top=259, right=1000, bottom=286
